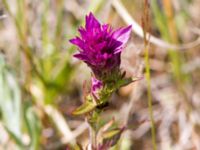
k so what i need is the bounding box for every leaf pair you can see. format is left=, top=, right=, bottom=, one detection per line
left=97, top=118, right=125, bottom=149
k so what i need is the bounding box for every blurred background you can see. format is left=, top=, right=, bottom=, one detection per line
left=0, top=0, right=200, bottom=149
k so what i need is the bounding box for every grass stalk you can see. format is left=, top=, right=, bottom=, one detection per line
left=142, top=0, right=157, bottom=149
left=144, top=46, right=157, bottom=150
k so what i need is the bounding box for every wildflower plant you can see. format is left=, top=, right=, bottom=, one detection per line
left=70, top=13, right=137, bottom=149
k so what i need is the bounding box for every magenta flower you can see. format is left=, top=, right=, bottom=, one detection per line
left=91, top=77, right=103, bottom=93
left=70, top=12, right=132, bottom=79
left=91, top=77, right=103, bottom=100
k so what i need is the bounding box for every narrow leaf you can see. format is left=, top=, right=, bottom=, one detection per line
left=0, top=54, right=22, bottom=146
left=72, top=96, right=96, bottom=115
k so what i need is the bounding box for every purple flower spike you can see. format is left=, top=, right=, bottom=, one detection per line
left=70, top=12, right=132, bottom=79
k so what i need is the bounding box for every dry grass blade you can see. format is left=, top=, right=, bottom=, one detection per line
left=44, top=105, right=75, bottom=144
left=60, top=121, right=88, bottom=145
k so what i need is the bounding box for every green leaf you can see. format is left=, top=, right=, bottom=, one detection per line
left=72, top=95, right=96, bottom=115
left=24, top=102, right=41, bottom=150
left=102, top=128, right=125, bottom=147
left=67, top=143, right=83, bottom=150
left=0, top=54, right=23, bottom=147
left=116, top=77, right=142, bottom=88
left=102, top=129, right=121, bottom=139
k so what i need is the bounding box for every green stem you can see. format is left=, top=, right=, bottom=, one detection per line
left=145, top=46, right=157, bottom=150
left=88, top=121, right=96, bottom=148
left=87, top=109, right=101, bottom=149
left=143, top=0, right=157, bottom=149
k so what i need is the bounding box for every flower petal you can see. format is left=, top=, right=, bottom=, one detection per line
left=78, top=27, right=87, bottom=39
left=73, top=53, right=88, bottom=61
left=112, top=25, right=132, bottom=46
left=69, top=37, right=86, bottom=51
left=93, top=41, right=107, bottom=52
left=86, top=12, right=101, bottom=31
left=108, top=39, right=122, bottom=52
